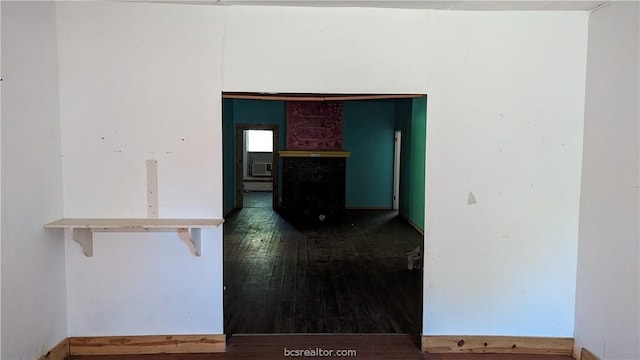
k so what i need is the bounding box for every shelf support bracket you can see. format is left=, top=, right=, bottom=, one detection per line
left=69, top=228, right=93, bottom=257
left=177, top=227, right=202, bottom=257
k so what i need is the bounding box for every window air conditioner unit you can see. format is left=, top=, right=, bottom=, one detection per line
left=252, top=162, right=272, bottom=176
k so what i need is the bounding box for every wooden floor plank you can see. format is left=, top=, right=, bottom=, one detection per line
left=223, top=193, right=424, bottom=334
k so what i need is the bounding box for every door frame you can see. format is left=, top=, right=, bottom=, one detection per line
left=393, top=130, right=402, bottom=210
left=235, top=123, right=280, bottom=209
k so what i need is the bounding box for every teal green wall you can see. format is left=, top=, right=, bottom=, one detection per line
left=223, top=98, right=425, bottom=217
left=395, top=97, right=426, bottom=231
left=234, top=99, right=286, bottom=208
left=344, top=101, right=396, bottom=208
left=410, top=97, right=426, bottom=230
left=395, top=99, right=411, bottom=218
left=232, top=99, right=286, bottom=150
left=222, top=99, right=286, bottom=214
left=223, top=98, right=235, bottom=215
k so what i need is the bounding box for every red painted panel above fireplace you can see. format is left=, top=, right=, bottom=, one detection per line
left=286, top=101, right=343, bottom=150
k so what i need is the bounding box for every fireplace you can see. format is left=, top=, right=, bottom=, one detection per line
left=280, top=101, right=349, bottom=219
left=281, top=156, right=347, bottom=218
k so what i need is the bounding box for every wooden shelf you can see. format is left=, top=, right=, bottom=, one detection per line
left=44, top=218, right=224, bottom=257
left=278, top=151, right=351, bottom=158
left=45, top=218, right=223, bottom=229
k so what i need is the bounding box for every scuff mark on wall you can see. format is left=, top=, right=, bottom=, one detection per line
left=467, top=192, right=477, bottom=205
left=146, top=159, right=159, bottom=218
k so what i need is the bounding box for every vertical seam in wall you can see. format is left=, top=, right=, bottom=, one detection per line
left=574, top=11, right=593, bottom=347
left=422, top=10, right=431, bottom=336
left=424, top=9, right=432, bottom=92
left=220, top=6, right=229, bottom=92
left=0, top=2, right=3, bottom=357
left=52, top=1, right=71, bottom=341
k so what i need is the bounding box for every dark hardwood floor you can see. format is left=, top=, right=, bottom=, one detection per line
left=242, top=191, right=273, bottom=208
left=224, top=195, right=424, bottom=334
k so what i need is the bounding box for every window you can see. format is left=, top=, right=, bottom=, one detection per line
left=246, top=130, right=273, bottom=152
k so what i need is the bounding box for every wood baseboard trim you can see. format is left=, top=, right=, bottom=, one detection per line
left=69, top=334, right=226, bottom=355
left=421, top=335, right=574, bottom=355
left=345, top=207, right=393, bottom=210
left=579, top=347, right=600, bottom=360
left=406, top=218, right=424, bottom=236
left=39, top=338, right=69, bottom=360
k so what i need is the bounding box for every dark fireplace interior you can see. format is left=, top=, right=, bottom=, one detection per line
left=281, top=157, right=346, bottom=218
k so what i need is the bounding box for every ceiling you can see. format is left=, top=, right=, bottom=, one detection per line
left=132, top=0, right=610, bottom=11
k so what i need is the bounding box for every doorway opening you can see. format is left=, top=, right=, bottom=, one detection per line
left=222, top=93, right=426, bottom=336
left=242, top=129, right=274, bottom=208
left=393, top=130, right=402, bottom=211
left=234, top=124, right=279, bottom=210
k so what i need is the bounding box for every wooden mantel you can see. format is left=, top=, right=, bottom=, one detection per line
left=44, top=218, right=224, bottom=257
left=278, top=150, right=351, bottom=158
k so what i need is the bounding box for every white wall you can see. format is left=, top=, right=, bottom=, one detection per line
left=424, top=11, right=588, bottom=336
left=0, top=3, right=3, bottom=356
left=56, top=2, right=226, bottom=335
left=1, top=2, right=67, bottom=358
left=54, top=2, right=589, bottom=338
left=574, top=3, right=639, bottom=359
left=222, top=6, right=430, bottom=94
